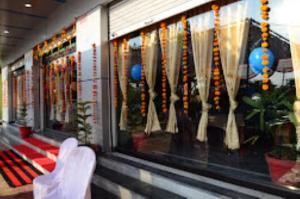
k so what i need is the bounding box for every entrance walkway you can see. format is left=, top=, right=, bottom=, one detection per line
left=0, top=143, right=33, bottom=199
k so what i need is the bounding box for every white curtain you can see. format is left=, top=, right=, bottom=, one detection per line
left=278, top=0, right=300, bottom=185
left=64, top=57, right=70, bottom=123
left=159, top=23, right=182, bottom=134
left=218, top=2, right=249, bottom=150
left=190, top=12, right=214, bottom=142
left=56, top=60, right=62, bottom=122
left=49, top=64, right=54, bottom=120
left=118, top=42, right=129, bottom=130
left=286, top=0, right=300, bottom=151
left=143, top=30, right=162, bottom=134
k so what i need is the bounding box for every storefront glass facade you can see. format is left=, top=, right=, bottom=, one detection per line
left=113, top=0, right=300, bottom=194
left=11, top=68, right=26, bottom=123
left=42, top=43, right=78, bottom=133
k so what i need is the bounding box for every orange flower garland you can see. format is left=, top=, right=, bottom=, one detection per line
left=181, top=16, right=189, bottom=114
left=26, top=70, right=30, bottom=104
left=113, top=41, right=119, bottom=108
left=77, top=51, right=82, bottom=102
left=22, top=72, right=27, bottom=105
left=92, top=43, right=97, bottom=124
left=212, top=3, right=221, bottom=110
left=70, top=56, right=76, bottom=106
left=123, top=38, right=129, bottom=120
left=140, top=32, right=147, bottom=117
left=160, top=23, right=168, bottom=113
left=261, top=0, right=270, bottom=90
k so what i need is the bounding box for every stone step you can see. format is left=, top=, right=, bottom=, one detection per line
left=93, top=165, right=185, bottom=199
left=1, top=125, right=59, bottom=161
left=97, top=153, right=281, bottom=199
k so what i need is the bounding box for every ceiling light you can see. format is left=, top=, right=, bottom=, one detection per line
left=3, top=30, right=9, bottom=34
left=24, top=3, right=32, bottom=8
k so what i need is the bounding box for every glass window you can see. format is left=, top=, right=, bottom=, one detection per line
left=11, top=68, right=26, bottom=123
left=43, top=52, right=78, bottom=133
left=113, top=0, right=300, bottom=195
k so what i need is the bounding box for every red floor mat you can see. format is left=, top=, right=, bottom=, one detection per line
left=13, top=145, right=56, bottom=172
left=24, top=137, right=59, bottom=156
left=0, top=150, right=42, bottom=187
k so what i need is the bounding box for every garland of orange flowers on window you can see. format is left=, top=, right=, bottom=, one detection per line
left=140, top=32, right=147, bottom=117
left=61, top=59, right=66, bottom=114
left=261, top=0, right=270, bottom=91
left=70, top=56, right=76, bottom=107
left=26, top=70, right=30, bottom=104
left=212, top=3, right=221, bottom=110
left=160, top=23, right=168, bottom=113
left=22, top=72, right=27, bottom=105
left=123, top=38, right=129, bottom=120
left=77, top=51, right=82, bottom=102
left=181, top=16, right=189, bottom=114
left=113, top=41, right=119, bottom=108
left=92, top=43, right=98, bottom=124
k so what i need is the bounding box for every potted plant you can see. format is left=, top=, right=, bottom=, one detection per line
left=242, top=87, right=294, bottom=145
left=243, top=87, right=297, bottom=182
left=127, top=83, right=147, bottom=151
left=18, top=102, right=31, bottom=138
left=76, top=101, right=93, bottom=145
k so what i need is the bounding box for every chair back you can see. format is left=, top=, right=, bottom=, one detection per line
left=61, top=147, right=96, bottom=199
left=58, top=137, right=78, bottom=161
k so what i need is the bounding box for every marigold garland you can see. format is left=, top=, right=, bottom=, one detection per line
left=26, top=70, right=30, bottom=105
left=160, top=23, right=168, bottom=113
left=261, top=0, right=270, bottom=90
left=181, top=16, right=189, bottom=114
left=113, top=40, right=119, bottom=108
left=22, top=72, right=27, bottom=105
left=212, top=3, right=221, bottom=110
left=68, top=55, right=75, bottom=106
left=77, top=51, right=82, bottom=102
left=140, top=32, right=147, bottom=117
left=61, top=59, right=66, bottom=114
left=123, top=38, right=129, bottom=120
left=92, top=43, right=98, bottom=124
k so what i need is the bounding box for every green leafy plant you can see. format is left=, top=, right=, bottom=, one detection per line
left=18, top=102, right=28, bottom=126
left=242, top=87, right=295, bottom=144
left=76, top=101, right=93, bottom=144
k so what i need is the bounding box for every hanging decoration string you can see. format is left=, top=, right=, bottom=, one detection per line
left=22, top=72, right=27, bottom=105
left=26, top=70, right=30, bottom=105
left=181, top=16, right=189, bottom=115
left=69, top=56, right=76, bottom=107
left=77, top=51, right=82, bottom=102
left=160, top=23, right=168, bottom=113
left=123, top=38, right=129, bottom=120
left=140, top=32, right=147, bottom=117
left=61, top=59, right=66, bottom=116
left=60, top=28, right=67, bottom=49
left=261, top=0, right=270, bottom=90
left=92, top=43, right=98, bottom=124
left=212, top=3, right=222, bottom=110
left=113, top=40, right=119, bottom=108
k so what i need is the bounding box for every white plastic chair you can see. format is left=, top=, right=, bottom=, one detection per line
left=33, top=137, right=78, bottom=199
left=43, top=146, right=96, bottom=199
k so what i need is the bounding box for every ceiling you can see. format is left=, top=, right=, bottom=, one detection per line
left=0, top=0, right=67, bottom=62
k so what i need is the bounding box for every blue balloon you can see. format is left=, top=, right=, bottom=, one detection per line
left=131, top=64, right=142, bottom=81
left=248, top=47, right=275, bottom=74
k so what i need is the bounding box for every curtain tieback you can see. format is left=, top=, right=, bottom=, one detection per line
left=149, top=89, right=157, bottom=100
left=202, top=102, right=211, bottom=112
left=170, top=93, right=179, bottom=103
left=197, top=82, right=206, bottom=90
left=294, top=100, right=300, bottom=113
left=229, top=99, right=238, bottom=111
left=121, top=102, right=128, bottom=110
